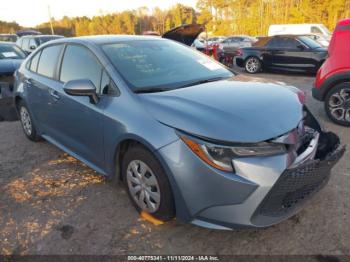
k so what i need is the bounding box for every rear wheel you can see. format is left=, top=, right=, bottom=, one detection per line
left=18, top=101, right=41, bottom=141
left=122, top=145, right=175, bottom=221
left=244, top=56, right=261, bottom=74
left=325, top=83, right=350, bottom=126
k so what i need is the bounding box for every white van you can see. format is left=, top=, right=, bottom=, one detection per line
left=268, top=24, right=332, bottom=39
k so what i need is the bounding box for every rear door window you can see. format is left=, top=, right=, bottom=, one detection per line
left=60, top=45, right=103, bottom=92
left=280, top=38, right=300, bottom=49
left=37, top=45, right=63, bottom=78
left=267, top=38, right=282, bottom=48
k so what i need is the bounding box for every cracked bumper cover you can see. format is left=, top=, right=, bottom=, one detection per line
left=158, top=113, right=345, bottom=229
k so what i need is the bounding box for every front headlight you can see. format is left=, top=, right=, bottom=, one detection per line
left=180, top=135, right=286, bottom=172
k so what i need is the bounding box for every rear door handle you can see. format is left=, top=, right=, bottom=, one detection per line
left=50, top=90, right=60, bottom=101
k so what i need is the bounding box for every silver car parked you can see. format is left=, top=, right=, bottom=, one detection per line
left=218, top=35, right=257, bottom=54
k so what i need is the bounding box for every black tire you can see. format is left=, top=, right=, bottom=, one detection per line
left=122, top=145, right=175, bottom=221
left=17, top=100, right=42, bottom=141
left=244, top=56, right=261, bottom=74
left=324, top=83, right=350, bottom=127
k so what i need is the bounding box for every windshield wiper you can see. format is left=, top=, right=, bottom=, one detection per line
left=134, top=76, right=230, bottom=94
left=176, top=76, right=230, bottom=89
left=134, top=87, right=172, bottom=94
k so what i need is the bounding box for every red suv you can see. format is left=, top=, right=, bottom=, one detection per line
left=312, top=19, right=350, bottom=126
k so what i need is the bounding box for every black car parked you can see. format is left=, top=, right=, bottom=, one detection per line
left=235, top=35, right=328, bottom=74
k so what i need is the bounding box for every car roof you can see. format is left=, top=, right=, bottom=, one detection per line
left=49, top=35, right=166, bottom=46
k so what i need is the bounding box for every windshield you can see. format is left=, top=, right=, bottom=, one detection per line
left=0, top=44, right=26, bottom=59
left=298, top=36, right=323, bottom=49
left=102, top=40, right=233, bottom=92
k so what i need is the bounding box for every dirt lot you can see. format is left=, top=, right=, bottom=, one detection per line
left=0, top=70, right=349, bottom=256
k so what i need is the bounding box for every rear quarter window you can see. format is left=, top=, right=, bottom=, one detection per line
left=29, top=51, right=41, bottom=72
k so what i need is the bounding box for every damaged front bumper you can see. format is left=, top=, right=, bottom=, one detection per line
left=159, top=107, right=345, bottom=229
left=251, top=130, right=345, bottom=226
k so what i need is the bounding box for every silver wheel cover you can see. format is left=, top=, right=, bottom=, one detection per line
left=126, top=160, right=161, bottom=213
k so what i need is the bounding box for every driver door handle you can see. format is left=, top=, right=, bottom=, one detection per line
left=50, top=90, right=60, bottom=101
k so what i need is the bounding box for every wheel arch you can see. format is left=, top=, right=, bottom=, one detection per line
left=14, top=95, right=23, bottom=111
left=112, top=137, right=154, bottom=182
left=245, top=55, right=261, bottom=63
left=324, top=82, right=350, bottom=126
left=110, top=135, right=192, bottom=222
left=319, top=72, right=350, bottom=101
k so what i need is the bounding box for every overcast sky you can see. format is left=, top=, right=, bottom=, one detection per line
left=1, top=0, right=198, bottom=27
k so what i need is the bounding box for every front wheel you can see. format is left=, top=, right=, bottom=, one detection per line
left=244, top=56, right=261, bottom=74
left=122, top=145, right=175, bottom=221
left=325, top=83, right=350, bottom=126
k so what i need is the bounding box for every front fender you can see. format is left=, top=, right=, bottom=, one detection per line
left=315, top=71, right=350, bottom=101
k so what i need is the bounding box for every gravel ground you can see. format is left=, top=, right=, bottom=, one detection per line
left=0, top=70, right=349, bottom=256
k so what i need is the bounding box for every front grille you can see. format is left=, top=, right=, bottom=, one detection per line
left=253, top=140, right=345, bottom=221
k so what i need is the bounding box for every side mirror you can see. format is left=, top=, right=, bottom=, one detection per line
left=63, top=79, right=99, bottom=104
left=30, top=45, right=36, bottom=50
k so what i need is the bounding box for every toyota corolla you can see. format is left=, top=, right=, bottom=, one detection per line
left=14, top=36, right=345, bottom=229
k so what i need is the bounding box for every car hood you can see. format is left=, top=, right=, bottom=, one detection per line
left=162, top=24, right=205, bottom=46
left=0, top=59, right=23, bottom=74
left=138, top=75, right=304, bottom=143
